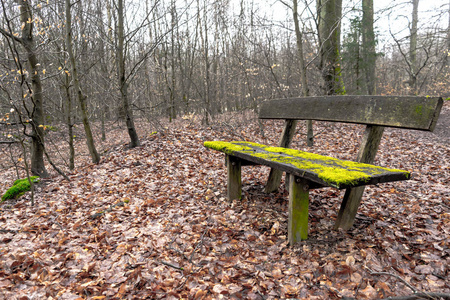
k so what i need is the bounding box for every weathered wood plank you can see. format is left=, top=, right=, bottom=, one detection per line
left=205, top=141, right=410, bottom=190
left=288, top=175, right=309, bottom=244
left=226, top=155, right=241, bottom=200
left=259, top=96, right=443, bottom=131
left=335, top=125, right=385, bottom=230
left=265, top=119, right=298, bottom=193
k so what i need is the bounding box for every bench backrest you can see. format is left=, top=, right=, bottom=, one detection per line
left=259, top=96, right=443, bottom=131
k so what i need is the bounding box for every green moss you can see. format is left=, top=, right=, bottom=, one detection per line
left=415, top=105, right=423, bottom=115
left=204, top=141, right=410, bottom=188
left=1, top=176, right=40, bottom=202
left=204, top=141, right=264, bottom=155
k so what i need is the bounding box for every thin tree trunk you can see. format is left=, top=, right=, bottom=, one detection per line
left=409, top=0, right=419, bottom=94
left=265, top=0, right=313, bottom=193
left=64, top=73, right=75, bottom=170
left=169, top=0, right=177, bottom=121
left=447, top=0, right=450, bottom=67
left=18, top=0, right=48, bottom=177
left=65, top=0, right=100, bottom=164
left=117, top=0, right=140, bottom=147
left=293, top=0, right=312, bottom=146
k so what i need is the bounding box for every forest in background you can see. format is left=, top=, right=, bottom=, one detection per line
left=0, top=0, right=449, bottom=177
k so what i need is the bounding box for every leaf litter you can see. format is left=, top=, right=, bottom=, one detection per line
left=0, top=104, right=449, bottom=299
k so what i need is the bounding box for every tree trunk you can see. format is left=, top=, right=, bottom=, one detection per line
left=117, top=0, right=140, bottom=147
left=265, top=0, right=314, bottom=193
left=447, top=0, right=450, bottom=67
left=293, top=0, right=312, bottom=147
left=317, top=0, right=345, bottom=95
left=65, top=0, right=100, bottom=164
left=362, top=0, right=376, bottom=95
left=409, top=0, right=419, bottom=94
left=18, top=0, right=48, bottom=178
left=64, top=72, right=75, bottom=170
left=200, top=0, right=211, bottom=125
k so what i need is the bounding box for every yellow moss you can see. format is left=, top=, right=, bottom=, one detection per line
left=204, top=141, right=410, bottom=187
left=204, top=141, right=265, bottom=155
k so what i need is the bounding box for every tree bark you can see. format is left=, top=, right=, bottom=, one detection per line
left=362, top=0, right=376, bottom=95
left=317, top=0, right=345, bottom=95
left=65, top=0, right=100, bottom=164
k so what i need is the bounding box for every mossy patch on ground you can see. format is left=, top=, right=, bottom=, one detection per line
left=1, top=176, right=40, bottom=202
left=204, top=141, right=410, bottom=188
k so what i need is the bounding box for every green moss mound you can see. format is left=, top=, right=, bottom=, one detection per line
left=1, top=176, right=40, bottom=202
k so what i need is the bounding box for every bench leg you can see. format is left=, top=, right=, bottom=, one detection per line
left=288, top=174, right=309, bottom=244
left=226, top=155, right=241, bottom=200
left=335, top=125, right=384, bottom=230
left=264, top=119, right=298, bottom=193
left=264, top=169, right=284, bottom=193
left=334, top=186, right=365, bottom=230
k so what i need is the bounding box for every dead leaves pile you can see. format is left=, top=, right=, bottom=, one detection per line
left=0, top=108, right=449, bottom=299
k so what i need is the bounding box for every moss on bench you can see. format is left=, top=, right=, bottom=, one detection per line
left=204, top=141, right=410, bottom=188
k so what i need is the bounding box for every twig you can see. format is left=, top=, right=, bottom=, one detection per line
left=158, top=260, right=183, bottom=271
left=188, top=227, right=208, bottom=264
left=0, top=229, right=19, bottom=233
left=256, top=290, right=266, bottom=300
left=90, top=201, right=126, bottom=219
left=366, top=267, right=417, bottom=293
left=374, top=293, right=450, bottom=300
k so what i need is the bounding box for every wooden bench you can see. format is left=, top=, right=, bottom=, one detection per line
left=204, top=96, right=443, bottom=244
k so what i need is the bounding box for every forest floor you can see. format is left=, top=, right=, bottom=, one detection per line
left=0, top=102, right=449, bottom=299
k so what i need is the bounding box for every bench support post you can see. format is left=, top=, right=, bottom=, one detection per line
left=265, top=119, right=298, bottom=193
left=288, top=174, right=310, bottom=244
left=335, top=125, right=384, bottom=230
left=226, top=155, right=242, bottom=200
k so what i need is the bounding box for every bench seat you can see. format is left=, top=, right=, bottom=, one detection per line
left=204, top=140, right=411, bottom=243
left=204, top=141, right=410, bottom=189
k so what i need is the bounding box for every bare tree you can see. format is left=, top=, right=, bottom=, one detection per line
left=0, top=0, right=49, bottom=177
left=116, top=0, right=140, bottom=147
left=65, top=0, right=100, bottom=163
left=409, top=0, right=419, bottom=93
left=265, top=0, right=313, bottom=193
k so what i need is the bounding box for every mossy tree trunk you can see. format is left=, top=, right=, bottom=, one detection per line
left=317, top=0, right=345, bottom=95
left=362, top=0, right=376, bottom=95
